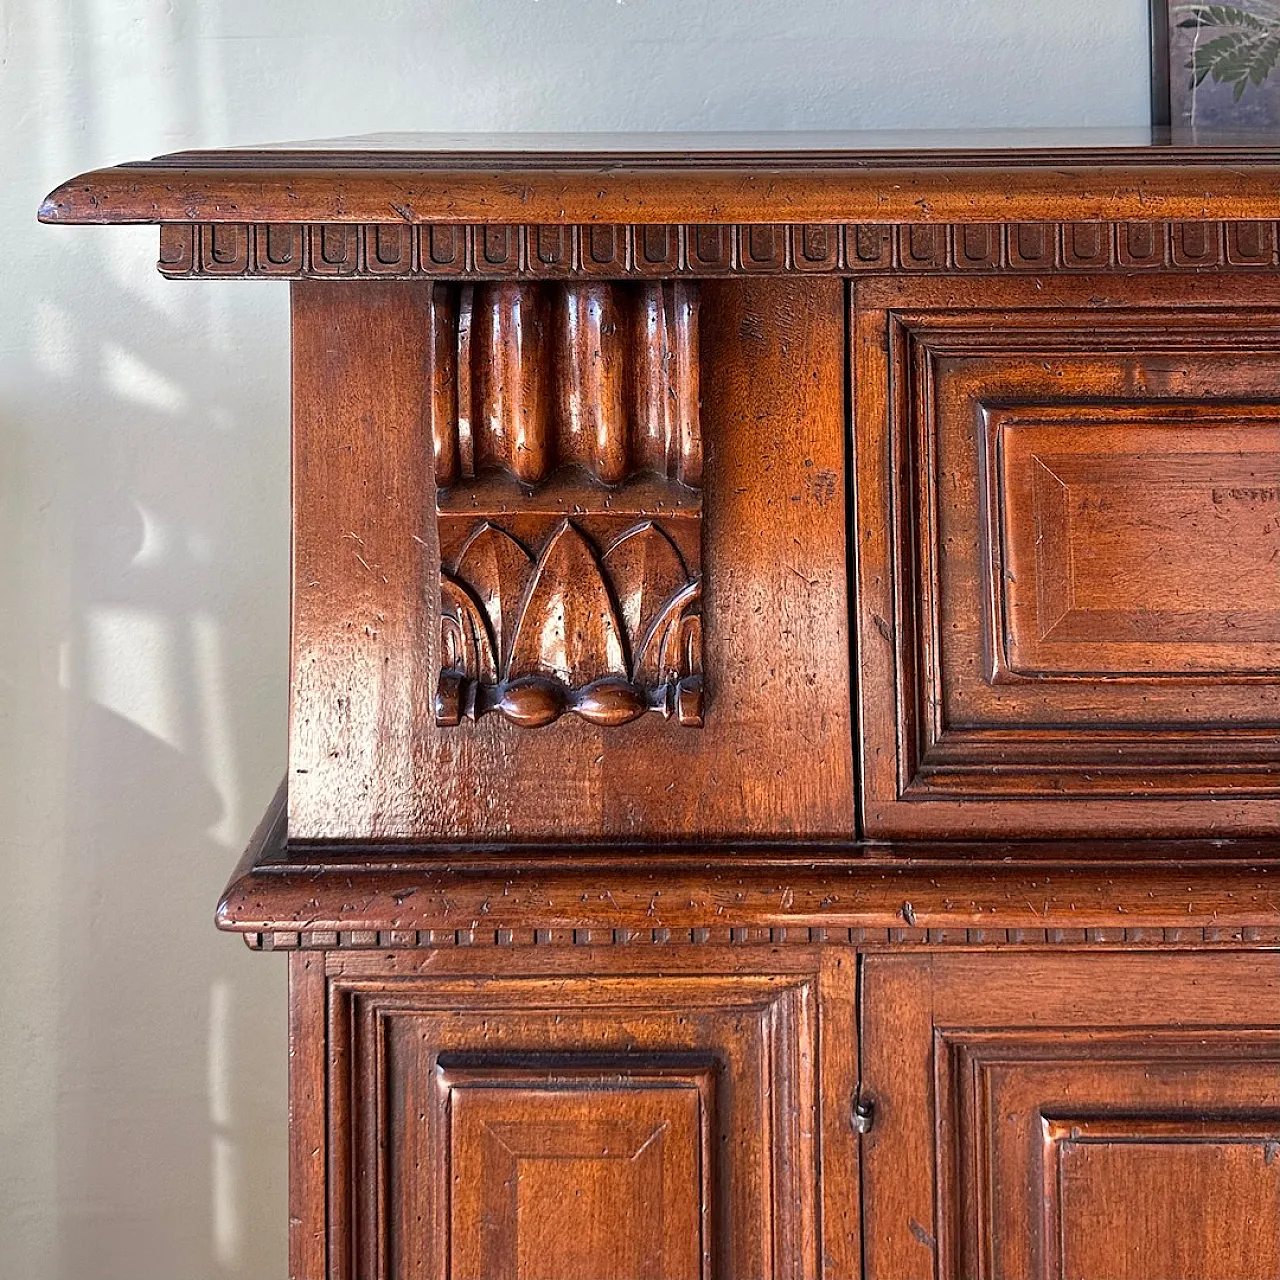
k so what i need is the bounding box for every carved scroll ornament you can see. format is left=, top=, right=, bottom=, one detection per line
left=430, top=281, right=704, bottom=728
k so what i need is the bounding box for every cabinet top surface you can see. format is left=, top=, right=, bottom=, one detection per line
left=39, top=128, right=1280, bottom=227
left=89, top=126, right=1280, bottom=162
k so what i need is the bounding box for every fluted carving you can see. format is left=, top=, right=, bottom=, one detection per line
left=430, top=281, right=704, bottom=729
left=431, top=281, right=700, bottom=489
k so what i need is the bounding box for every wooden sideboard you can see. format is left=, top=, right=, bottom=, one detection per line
left=43, top=130, right=1280, bottom=1280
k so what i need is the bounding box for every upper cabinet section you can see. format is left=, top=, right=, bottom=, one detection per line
left=43, top=135, right=1280, bottom=846
left=854, top=275, right=1280, bottom=838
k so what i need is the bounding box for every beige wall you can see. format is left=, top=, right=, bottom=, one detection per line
left=0, top=2, right=1148, bottom=1276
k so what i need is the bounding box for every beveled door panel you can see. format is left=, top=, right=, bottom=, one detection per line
left=945, top=1035, right=1280, bottom=1280
left=446, top=1068, right=709, bottom=1280
left=1046, top=1117, right=1280, bottom=1280
left=860, top=951, right=1280, bottom=1280
left=854, top=274, right=1280, bottom=836
left=994, top=404, right=1280, bottom=675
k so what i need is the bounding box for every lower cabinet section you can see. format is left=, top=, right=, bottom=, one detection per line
left=296, top=947, right=1280, bottom=1280
left=861, top=952, right=1280, bottom=1280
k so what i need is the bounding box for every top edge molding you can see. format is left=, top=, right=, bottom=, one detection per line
left=38, top=150, right=1280, bottom=227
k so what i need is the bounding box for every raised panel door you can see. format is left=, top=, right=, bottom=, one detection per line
left=860, top=951, right=1280, bottom=1280
left=319, top=949, right=858, bottom=1280
left=853, top=274, right=1280, bottom=836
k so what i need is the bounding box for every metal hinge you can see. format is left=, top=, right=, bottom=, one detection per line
left=852, top=1087, right=875, bottom=1135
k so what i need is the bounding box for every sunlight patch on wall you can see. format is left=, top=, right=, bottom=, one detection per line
left=208, top=979, right=243, bottom=1269
left=84, top=605, right=181, bottom=750
left=102, top=342, right=188, bottom=415
left=129, top=502, right=169, bottom=570
left=191, top=612, right=240, bottom=847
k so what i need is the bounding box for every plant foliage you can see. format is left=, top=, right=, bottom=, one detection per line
left=1177, top=3, right=1280, bottom=99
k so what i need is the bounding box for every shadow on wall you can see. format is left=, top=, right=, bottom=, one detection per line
left=9, top=267, right=291, bottom=1272
left=1, top=5, right=290, bottom=1278
left=6, top=252, right=291, bottom=1275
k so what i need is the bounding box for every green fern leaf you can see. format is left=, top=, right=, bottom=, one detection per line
left=1186, top=23, right=1280, bottom=94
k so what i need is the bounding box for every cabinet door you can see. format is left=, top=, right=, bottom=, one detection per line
left=860, top=951, right=1280, bottom=1280
left=853, top=274, right=1280, bottom=837
left=323, top=951, right=858, bottom=1280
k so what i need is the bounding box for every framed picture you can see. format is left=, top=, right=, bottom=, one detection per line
left=1152, top=1, right=1280, bottom=130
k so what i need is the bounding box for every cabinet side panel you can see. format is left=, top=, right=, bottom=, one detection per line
left=289, top=280, right=435, bottom=837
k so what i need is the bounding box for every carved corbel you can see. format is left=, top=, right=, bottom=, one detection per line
left=429, top=280, right=704, bottom=728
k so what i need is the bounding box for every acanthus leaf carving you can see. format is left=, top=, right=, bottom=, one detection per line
left=452, top=521, right=533, bottom=677
left=603, top=522, right=691, bottom=685
left=436, top=518, right=703, bottom=729
left=507, top=520, right=627, bottom=686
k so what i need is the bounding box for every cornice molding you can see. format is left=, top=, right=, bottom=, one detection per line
left=157, top=219, right=1280, bottom=280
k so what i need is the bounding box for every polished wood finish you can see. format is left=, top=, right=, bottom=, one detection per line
left=218, top=787, right=1280, bottom=940
left=46, top=134, right=1280, bottom=1279
left=861, top=951, right=1280, bottom=1279
left=40, top=132, right=1280, bottom=227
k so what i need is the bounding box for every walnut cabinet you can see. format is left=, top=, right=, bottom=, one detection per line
left=41, top=131, right=1280, bottom=1278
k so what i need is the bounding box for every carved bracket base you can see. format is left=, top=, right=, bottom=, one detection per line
left=435, top=515, right=703, bottom=729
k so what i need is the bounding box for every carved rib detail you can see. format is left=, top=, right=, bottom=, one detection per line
left=559, top=283, right=628, bottom=484
left=633, top=282, right=701, bottom=488
left=437, top=518, right=703, bottom=729
left=471, top=284, right=552, bottom=485
left=432, top=281, right=702, bottom=490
